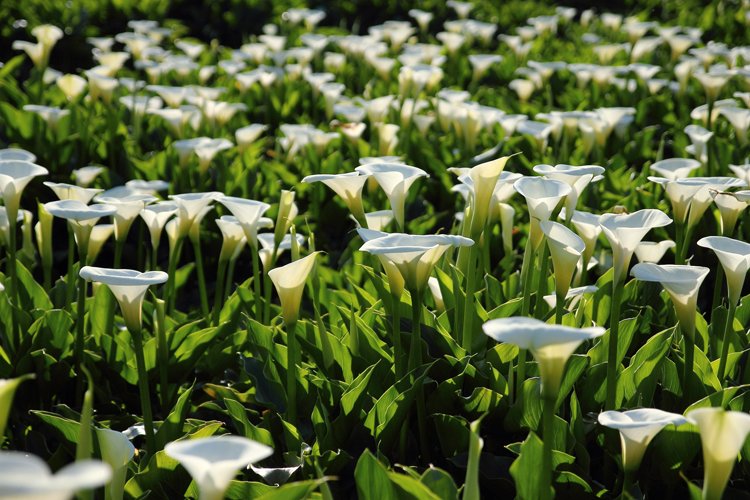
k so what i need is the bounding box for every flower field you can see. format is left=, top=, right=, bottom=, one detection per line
left=2, top=0, right=750, bottom=498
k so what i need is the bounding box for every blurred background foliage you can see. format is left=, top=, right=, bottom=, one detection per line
left=2, top=0, right=749, bottom=73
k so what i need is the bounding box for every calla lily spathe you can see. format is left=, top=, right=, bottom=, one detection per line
left=267, top=252, right=321, bottom=326
left=599, top=209, right=672, bottom=285
left=0, top=160, right=49, bottom=222
left=165, top=435, right=273, bottom=500
left=359, top=233, right=473, bottom=293
left=686, top=408, right=750, bottom=500
left=630, top=263, right=709, bottom=339
left=79, top=267, right=168, bottom=333
left=482, top=317, right=605, bottom=399
left=598, top=409, right=687, bottom=473
left=355, top=162, right=429, bottom=230
left=513, top=177, right=572, bottom=250
left=540, top=220, right=585, bottom=302
left=0, top=451, right=111, bottom=500
left=697, top=236, right=750, bottom=307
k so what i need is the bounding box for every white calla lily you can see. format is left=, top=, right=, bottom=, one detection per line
left=359, top=233, right=473, bottom=293
left=355, top=162, right=429, bottom=230
left=686, top=408, right=750, bottom=500
left=483, top=317, right=605, bottom=398
left=165, top=436, right=273, bottom=500
left=598, top=409, right=687, bottom=474
left=600, top=209, right=672, bottom=285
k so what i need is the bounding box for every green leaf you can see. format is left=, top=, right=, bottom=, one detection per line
left=0, top=374, right=34, bottom=439
left=421, top=468, right=459, bottom=500
left=463, top=416, right=484, bottom=500
left=355, top=449, right=398, bottom=500
left=509, top=432, right=555, bottom=500
left=155, top=384, right=194, bottom=450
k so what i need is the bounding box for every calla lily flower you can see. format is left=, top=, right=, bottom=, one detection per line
left=540, top=221, right=585, bottom=303
left=355, top=162, right=429, bottom=230
left=513, top=177, right=572, bottom=250
left=72, top=166, right=105, bottom=187
left=140, top=201, right=177, bottom=256
left=303, top=172, right=369, bottom=226
left=0, top=452, right=112, bottom=500
left=88, top=224, right=115, bottom=264
left=0, top=148, right=36, bottom=163
left=686, top=408, right=750, bottom=500
left=268, top=252, right=320, bottom=326
left=598, top=409, right=687, bottom=474
left=697, top=236, right=750, bottom=307
left=0, top=160, right=49, bottom=222
left=710, top=190, right=748, bottom=236
left=169, top=192, right=222, bottom=238
left=451, top=156, right=512, bottom=237
left=360, top=233, right=473, bottom=294
left=543, top=285, right=598, bottom=309
left=534, top=164, right=604, bottom=216
left=79, top=267, right=168, bottom=333
left=165, top=436, right=273, bottom=500
left=650, top=158, right=701, bottom=181
left=634, top=240, right=675, bottom=263
left=95, top=428, right=135, bottom=500
left=630, top=263, right=709, bottom=340
left=44, top=182, right=102, bottom=204
left=45, top=200, right=117, bottom=256
left=600, top=209, right=672, bottom=285
left=356, top=228, right=405, bottom=299
left=217, top=196, right=272, bottom=249
left=482, top=317, right=605, bottom=398
left=57, top=74, right=87, bottom=100
left=96, top=194, right=157, bottom=242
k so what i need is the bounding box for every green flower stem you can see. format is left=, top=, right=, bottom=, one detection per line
left=409, top=288, right=430, bottom=461
left=250, top=246, right=262, bottom=318
left=555, top=292, right=565, bottom=324
left=622, top=468, right=635, bottom=498
left=75, top=243, right=90, bottom=373
left=6, top=217, right=20, bottom=348
left=155, top=298, right=169, bottom=412
left=710, top=265, right=725, bottom=317
left=515, top=240, right=538, bottom=402
left=541, top=395, right=556, bottom=500
left=212, top=258, right=228, bottom=326
left=224, top=258, right=237, bottom=302
left=263, top=271, right=272, bottom=325
left=461, top=243, right=478, bottom=352
left=678, top=224, right=693, bottom=264
left=606, top=281, right=623, bottom=410
left=392, top=292, right=403, bottom=380
left=166, top=237, right=184, bottom=314
left=683, top=328, right=695, bottom=390
left=191, top=238, right=210, bottom=317
left=65, top=228, right=76, bottom=307
left=717, top=301, right=737, bottom=383
left=674, top=221, right=685, bottom=265
left=131, top=325, right=156, bottom=453
left=534, top=242, right=550, bottom=319
left=286, top=319, right=299, bottom=425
